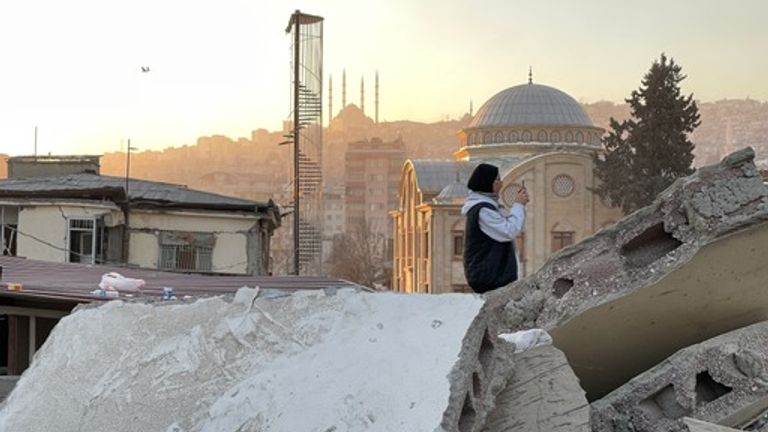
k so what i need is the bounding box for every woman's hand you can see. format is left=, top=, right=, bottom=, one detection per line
left=514, top=187, right=530, bottom=205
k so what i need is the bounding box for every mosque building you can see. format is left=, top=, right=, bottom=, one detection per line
left=391, top=75, right=624, bottom=293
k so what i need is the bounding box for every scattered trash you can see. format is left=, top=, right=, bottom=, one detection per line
left=162, top=287, right=176, bottom=301
left=499, top=329, right=553, bottom=353
left=99, top=272, right=145, bottom=293
left=91, top=289, right=119, bottom=299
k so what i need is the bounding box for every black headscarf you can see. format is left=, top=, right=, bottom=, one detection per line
left=467, top=163, right=499, bottom=193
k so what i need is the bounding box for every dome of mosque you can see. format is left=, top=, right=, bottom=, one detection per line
left=467, top=83, right=594, bottom=129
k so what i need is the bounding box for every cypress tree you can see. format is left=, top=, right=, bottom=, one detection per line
left=594, top=53, right=700, bottom=213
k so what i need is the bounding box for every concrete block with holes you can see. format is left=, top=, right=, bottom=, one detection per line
left=476, top=147, right=768, bottom=429
left=590, top=321, right=768, bottom=431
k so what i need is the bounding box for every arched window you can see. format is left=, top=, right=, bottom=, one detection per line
left=483, top=132, right=492, bottom=144
left=551, top=131, right=561, bottom=142
left=522, top=130, right=532, bottom=142
left=509, top=131, right=519, bottom=142
left=565, top=131, right=574, bottom=142
left=575, top=131, right=584, bottom=143
left=495, top=131, right=504, bottom=143
left=537, top=130, right=548, bottom=142
left=468, top=134, right=475, bottom=145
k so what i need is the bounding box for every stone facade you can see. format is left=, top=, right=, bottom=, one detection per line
left=392, top=81, right=623, bottom=293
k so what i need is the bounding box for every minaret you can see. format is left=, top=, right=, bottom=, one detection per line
left=342, top=69, right=347, bottom=108
left=470, top=99, right=474, bottom=117
left=328, top=75, right=333, bottom=123
left=375, top=71, right=379, bottom=124
left=528, top=66, right=533, bottom=84
left=361, top=76, right=365, bottom=115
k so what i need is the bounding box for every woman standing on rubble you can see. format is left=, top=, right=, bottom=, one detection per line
left=461, top=163, right=529, bottom=293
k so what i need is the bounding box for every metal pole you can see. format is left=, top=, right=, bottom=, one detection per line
left=124, top=139, right=132, bottom=264
left=126, top=139, right=131, bottom=196
left=293, top=10, right=301, bottom=276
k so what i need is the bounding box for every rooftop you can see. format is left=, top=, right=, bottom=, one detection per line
left=0, top=173, right=274, bottom=213
left=0, top=256, right=366, bottom=306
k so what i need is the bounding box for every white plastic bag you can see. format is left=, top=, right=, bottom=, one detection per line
left=499, top=329, right=553, bottom=353
left=99, top=272, right=145, bottom=293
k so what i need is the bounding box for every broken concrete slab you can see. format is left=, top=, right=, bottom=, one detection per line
left=481, top=344, right=589, bottom=432
left=682, top=417, right=742, bottom=432
left=591, top=321, right=768, bottom=432
left=486, top=147, right=768, bottom=400
left=0, top=288, right=496, bottom=432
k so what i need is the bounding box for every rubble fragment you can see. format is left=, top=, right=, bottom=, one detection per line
left=487, top=147, right=768, bottom=400
left=591, top=321, right=768, bottom=431
left=482, top=344, right=590, bottom=432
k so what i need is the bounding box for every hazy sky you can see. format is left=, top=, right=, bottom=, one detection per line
left=0, top=0, right=766, bottom=156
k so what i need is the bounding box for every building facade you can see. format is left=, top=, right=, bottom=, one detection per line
left=0, top=165, right=279, bottom=275
left=392, top=81, right=623, bottom=293
left=345, top=137, right=405, bottom=239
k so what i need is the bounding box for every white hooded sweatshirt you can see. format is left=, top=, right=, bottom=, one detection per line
left=460, top=191, right=526, bottom=242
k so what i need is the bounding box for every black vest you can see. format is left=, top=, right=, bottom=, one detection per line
left=463, top=202, right=518, bottom=293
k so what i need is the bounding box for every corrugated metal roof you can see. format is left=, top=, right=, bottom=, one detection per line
left=467, top=83, right=594, bottom=129
left=0, top=256, right=368, bottom=305
left=0, top=173, right=270, bottom=211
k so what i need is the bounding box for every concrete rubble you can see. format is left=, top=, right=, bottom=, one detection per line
left=591, top=321, right=768, bottom=431
left=1, top=148, right=768, bottom=431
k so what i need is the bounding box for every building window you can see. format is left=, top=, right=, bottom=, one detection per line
left=509, top=131, right=519, bottom=142
left=495, top=131, right=504, bottom=143
left=551, top=131, right=561, bottom=142
left=522, top=130, right=532, bottom=142
left=68, top=218, right=99, bottom=264
left=483, top=132, right=492, bottom=144
left=159, top=231, right=214, bottom=272
left=552, top=231, right=574, bottom=252
left=565, top=131, right=574, bottom=142
left=575, top=131, right=584, bottom=143
left=552, top=174, right=575, bottom=197
left=453, top=233, right=464, bottom=259
left=537, top=130, right=548, bottom=142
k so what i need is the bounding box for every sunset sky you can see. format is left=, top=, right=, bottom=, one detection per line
left=0, top=0, right=766, bottom=156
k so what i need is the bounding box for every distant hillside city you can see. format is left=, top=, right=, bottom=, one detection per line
left=68, top=98, right=768, bottom=205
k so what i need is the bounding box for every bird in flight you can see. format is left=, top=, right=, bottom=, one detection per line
left=141, top=66, right=151, bottom=73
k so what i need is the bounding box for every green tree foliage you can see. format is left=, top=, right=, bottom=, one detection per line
left=594, top=54, right=701, bottom=213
